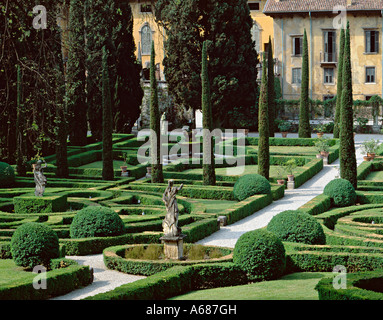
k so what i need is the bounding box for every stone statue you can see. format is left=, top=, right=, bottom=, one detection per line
left=34, top=160, right=47, bottom=197
left=162, top=180, right=183, bottom=237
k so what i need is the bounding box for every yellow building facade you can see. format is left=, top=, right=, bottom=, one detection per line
left=264, top=0, right=383, bottom=102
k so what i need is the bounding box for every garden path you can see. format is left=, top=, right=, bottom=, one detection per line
left=52, top=133, right=379, bottom=300
left=197, top=132, right=372, bottom=248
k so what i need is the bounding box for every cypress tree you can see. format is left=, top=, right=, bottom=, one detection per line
left=298, top=29, right=311, bottom=138
left=85, top=0, right=115, bottom=142
left=267, top=37, right=276, bottom=137
left=155, top=0, right=258, bottom=128
left=15, top=65, right=27, bottom=176
left=201, top=41, right=216, bottom=186
left=67, top=0, right=87, bottom=146
left=101, top=46, right=114, bottom=181
left=333, top=28, right=345, bottom=139
left=55, top=62, right=69, bottom=178
left=150, top=41, right=163, bottom=183
left=113, top=1, right=144, bottom=133
left=258, top=52, right=270, bottom=180
left=339, top=22, right=357, bottom=189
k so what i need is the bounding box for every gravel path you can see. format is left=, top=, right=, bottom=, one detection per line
left=197, top=132, right=372, bottom=248
left=50, top=254, right=145, bottom=300
left=52, top=133, right=379, bottom=299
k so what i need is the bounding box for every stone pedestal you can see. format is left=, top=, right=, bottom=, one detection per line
left=287, top=181, right=295, bottom=190
left=160, top=234, right=186, bottom=260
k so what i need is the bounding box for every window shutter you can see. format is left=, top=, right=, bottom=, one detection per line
left=366, top=31, right=371, bottom=53
left=375, top=31, right=379, bottom=53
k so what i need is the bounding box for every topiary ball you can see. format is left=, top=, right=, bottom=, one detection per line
left=266, top=210, right=326, bottom=245
left=233, top=229, right=286, bottom=281
left=233, top=174, right=271, bottom=201
left=70, top=206, right=126, bottom=239
left=10, top=222, right=60, bottom=269
left=323, top=178, right=357, bottom=207
left=0, top=162, right=15, bottom=187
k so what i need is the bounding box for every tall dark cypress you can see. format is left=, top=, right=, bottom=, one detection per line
left=150, top=41, right=163, bottom=183
left=267, top=37, right=276, bottom=137
left=340, top=22, right=357, bottom=188
left=67, top=0, right=88, bottom=146
left=258, top=52, right=270, bottom=180
left=101, top=46, right=114, bottom=181
left=333, top=28, right=345, bottom=139
left=55, top=62, right=69, bottom=178
left=201, top=41, right=216, bottom=186
left=16, top=65, right=27, bottom=176
left=298, top=29, right=311, bottom=138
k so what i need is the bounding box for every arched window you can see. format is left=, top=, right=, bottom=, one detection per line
left=140, top=23, right=152, bottom=55
left=251, top=21, right=261, bottom=53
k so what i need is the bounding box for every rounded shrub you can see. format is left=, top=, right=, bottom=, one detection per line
left=323, top=178, right=357, bottom=207
left=70, top=206, right=126, bottom=238
left=10, top=222, right=60, bottom=269
left=0, top=162, right=15, bottom=187
left=233, top=174, right=271, bottom=201
left=233, top=229, right=286, bottom=281
left=266, top=210, right=326, bottom=245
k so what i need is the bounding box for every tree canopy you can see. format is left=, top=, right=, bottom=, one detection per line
left=155, top=0, right=259, bottom=129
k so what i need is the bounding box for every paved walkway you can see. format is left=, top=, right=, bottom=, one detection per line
left=52, top=132, right=380, bottom=299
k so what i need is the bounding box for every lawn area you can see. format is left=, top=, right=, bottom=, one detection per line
left=247, top=145, right=319, bottom=156
left=79, top=160, right=131, bottom=169
left=0, top=259, right=36, bottom=287
left=170, top=272, right=334, bottom=300
left=365, top=171, right=383, bottom=181
left=181, top=165, right=306, bottom=178
left=196, top=199, right=237, bottom=213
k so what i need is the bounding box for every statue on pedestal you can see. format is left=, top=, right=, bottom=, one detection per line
left=162, top=180, right=183, bottom=237
left=34, top=160, right=47, bottom=197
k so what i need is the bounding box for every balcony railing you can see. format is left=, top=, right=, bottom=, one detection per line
left=320, top=52, right=337, bottom=66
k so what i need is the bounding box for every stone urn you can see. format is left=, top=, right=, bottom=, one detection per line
left=367, top=153, right=376, bottom=160
left=120, top=166, right=129, bottom=177
left=287, top=175, right=295, bottom=182
left=277, top=179, right=285, bottom=185
left=281, top=132, right=288, bottom=138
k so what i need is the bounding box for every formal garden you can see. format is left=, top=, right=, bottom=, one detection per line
left=2, top=0, right=383, bottom=304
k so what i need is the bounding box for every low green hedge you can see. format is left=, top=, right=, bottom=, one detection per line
left=285, top=242, right=383, bottom=273
left=85, top=263, right=248, bottom=300
left=0, top=258, right=93, bottom=300
left=220, top=193, right=273, bottom=225
left=299, top=194, right=332, bottom=216
left=103, top=244, right=233, bottom=276
left=13, top=193, right=68, bottom=214
left=293, top=158, right=323, bottom=189
left=315, top=270, right=383, bottom=300
left=129, top=181, right=236, bottom=200
left=246, top=137, right=338, bottom=147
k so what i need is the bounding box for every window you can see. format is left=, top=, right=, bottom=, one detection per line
left=324, top=68, right=334, bottom=84
left=366, top=67, right=376, bottom=83
left=140, top=4, right=152, bottom=13
left=292, top=68, right=301, bottom=84
left=323, top=31, right=336, bottom=62
left=248, top=3, right=260, bottom=11
left=365, top=30, right=379, bottom=53
left=292, top=37, right=303, bottom=56
left=140, top=24, right=152, bottom=55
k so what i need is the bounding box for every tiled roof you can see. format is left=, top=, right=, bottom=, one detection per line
left=264, top=0, right=383, bottom=14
